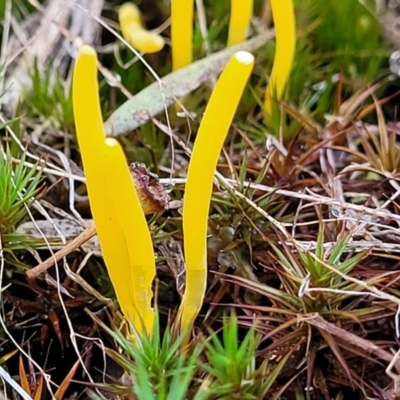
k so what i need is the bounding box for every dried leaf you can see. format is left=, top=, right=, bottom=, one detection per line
left=104, top=30, right=274, bottom=136
left=129, top=162, right=170, bottom=214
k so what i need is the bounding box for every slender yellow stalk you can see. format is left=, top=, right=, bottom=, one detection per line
left=227, top=0, right=254, bottom=47
left=179, top=51, right=254, bottom=333
left=119, top=2, right=165, bottom=54
left=102, top=138, right=156, bottom=335
left=171, top=0, right=194, bottom=71
left=72, top=46, right=135, bottom=320
left=264, top=0, right=296, bottom=114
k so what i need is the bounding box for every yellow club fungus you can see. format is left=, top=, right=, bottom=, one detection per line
left=227, top=0, right=254, bottom=47
left=179, top=51, right=254, bottom=333
left=171, top=0, right=194, bottom=71
left=102, top=138, right=156, bottom=335
left=264, top=0, right=296, bottom=115
left=72, top=45, right=155, bottom=335
left=72, top=46, right=134, bottom=321
left=118, top=2, right=165, bottom=54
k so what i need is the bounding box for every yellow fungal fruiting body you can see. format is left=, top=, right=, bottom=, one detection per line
left=125, top=27, right=165, bottom=54
left=103, top=138, right=156, bottom=334
left=72, top=45, right=155, bottom=336
left=227, top=0, right=254, bottom=47
left=264, top=0, right=296, bottom=115
left=118, top=2, right=165, bottom=54
left=171, top=0, right=194, bottom=71
left=72, top=46, right=133, bottom=320
left=119, top=2, right=142, bottom=26
left=179, top=51, right=255, bottom=333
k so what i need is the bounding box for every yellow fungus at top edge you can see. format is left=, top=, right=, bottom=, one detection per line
left=125, top=25, right=165, bottom=54
left=179, top=51, right=255, bottom=332
left=227, top=0, right=254, bottom=47
left=264, top=0, right=296, bottom=115
left=119, top=3, right=142, bottom=28
left=171, top=0, right=194, bottom=71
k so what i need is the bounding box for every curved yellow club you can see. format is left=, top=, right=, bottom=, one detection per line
left=179, top=51, right=255, bottom=333
left=73, top=45, right=155, bottom=335
left=119, top=2, right=165, bottom=54
left=171, top=0, right=194, bottom=71
left=264, top=0, right=296, bottom=115
left=227, top=0, right=254, bottom=47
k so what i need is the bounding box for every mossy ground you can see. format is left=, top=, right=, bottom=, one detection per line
left=1, top=0, right=400, bottom=399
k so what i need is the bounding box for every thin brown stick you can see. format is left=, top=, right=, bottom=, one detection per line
left=299, top=313, right=400, bottom=370
left=26, top=226, right=97, bottom=280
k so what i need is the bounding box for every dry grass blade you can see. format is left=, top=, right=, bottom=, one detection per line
left=376, top=97, right=389, bottom=159
left=1, top=349, right=17, bottom=363
left=317, top=328, right=353, bottom=386
left=54, top=358, right=80, bottom=400
left=33, top=375, right=44, bottom=400
left=280, top=101, right=321, bottom=133
left=18, top=356, right=30, bottom=397
left=339, top=83, right=381, bottom=122
left=300, top=313, right=400, bottom=370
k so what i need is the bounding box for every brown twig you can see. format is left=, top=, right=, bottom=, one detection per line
left=26, top=226, right=97, bottom=280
